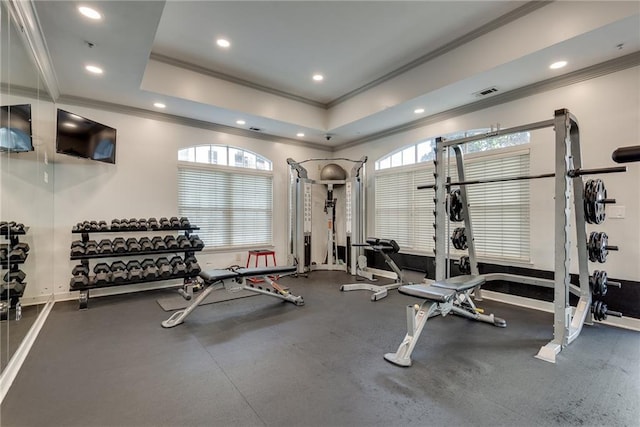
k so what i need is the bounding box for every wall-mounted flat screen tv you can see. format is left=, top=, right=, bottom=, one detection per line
left=56, top=109, right=116, bottom=164
left=0, top=104, right=33, bottom=152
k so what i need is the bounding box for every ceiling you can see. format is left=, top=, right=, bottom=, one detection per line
left=10, top=1, right=640, bottom=148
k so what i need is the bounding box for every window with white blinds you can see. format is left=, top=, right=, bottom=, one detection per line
left=375, top=146, right=530, bottom=262
left=177, top=163, right=273, bottom=249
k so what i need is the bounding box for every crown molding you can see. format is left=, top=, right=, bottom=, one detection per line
left=56, top=95, right=331, bottom=152
left=335, top=52, right=640, bottom=151
left=149, top=53, right=326, bottom=109
left=326, top=1, right=553, bottom=108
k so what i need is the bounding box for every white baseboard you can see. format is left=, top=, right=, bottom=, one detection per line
left=480, top=290, right=640, bottom=332
left=0, top=295, right=55, bottom=404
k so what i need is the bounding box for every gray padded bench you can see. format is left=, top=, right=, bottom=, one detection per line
left=162, top=265, right=303, bottom=328
left=385, top=274, right=506, bottom=367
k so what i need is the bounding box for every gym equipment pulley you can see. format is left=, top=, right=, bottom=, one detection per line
left=587, top=232, right=618, bottom=263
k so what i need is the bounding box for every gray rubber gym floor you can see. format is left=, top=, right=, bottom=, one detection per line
left=2, top=271, right=639, bottom=426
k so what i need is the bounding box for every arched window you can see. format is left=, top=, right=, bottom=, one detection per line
left=177, top=145, right=273, bottom=248
left=374, top=130, right=531, bottom=262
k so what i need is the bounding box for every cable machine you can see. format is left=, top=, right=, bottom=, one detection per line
left=287, top=157, right=367, bottom=275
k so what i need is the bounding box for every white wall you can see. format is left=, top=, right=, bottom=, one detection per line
left=51, top=104, right=331, bottom=298
left=335, top=66, right=640, bottom=282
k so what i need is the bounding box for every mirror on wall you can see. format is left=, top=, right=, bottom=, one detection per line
left=0, top=1, right=55, bottom=375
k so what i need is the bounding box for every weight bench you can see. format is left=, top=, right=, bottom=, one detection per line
left=384, top=275, right=506, bottom=367
left=340, top=237, right=405, bottom=301
left=161, top=265, right=304, bottom=328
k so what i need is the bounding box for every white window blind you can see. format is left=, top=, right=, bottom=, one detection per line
left=375, top=166, right=435, bottom=252
left=464, top=151, right=530, bottom=261
left=375, top=149, right=530, bottom=262
left=178, top=164, right=273, bottom=248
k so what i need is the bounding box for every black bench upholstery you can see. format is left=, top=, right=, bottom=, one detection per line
left=432, top=275, right=485, bottom=291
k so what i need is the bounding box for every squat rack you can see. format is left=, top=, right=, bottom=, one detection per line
left=427, top=108, right=625, bottom=363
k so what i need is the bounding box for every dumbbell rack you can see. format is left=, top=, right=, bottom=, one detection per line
left=69, top=224, right=202, bottom=309
left=1, top=226, right=29, bottom=321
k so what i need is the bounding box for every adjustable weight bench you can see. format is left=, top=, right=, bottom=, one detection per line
left=161, top=265, right=304, bottom=328
left=384, top=275, right=506, bottom=367
left=340, top=237, right=405, bottom=301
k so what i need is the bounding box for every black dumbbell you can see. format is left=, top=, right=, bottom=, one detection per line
left=13, top=242, right=29, bottom=253
left=85, top=240, right=99, bottom=256
left=98, top=239, right=113, bottom=254
left=180, top=217, right=191, bottom=228
left=98, top=220, right=108, bottom=230
left=185, top=256, right=201, bottom=275
left=138, top=219, right=148, bottom=230
left=170, top=217, right=181, bottom=229
left=0, top=247, right=7, bottom=262
left=89, top=221, right=99, bottom=231
left=111, top=261, right=128, bottom=284
left=119, top=218, right=130, bottom=230
left=128, top=218, right=139, bottom=230
left=139, top=237, right=154, bottom=252
left=152, top=236, right=167, bottom=251
left=126, top=260, right=143, bottom=281
left=70, top=274, right=89, bottom=289
left=176, top=235, right=192, bottom=249
left=70, top=241, right=85, bottom=257
left=72, top=265, right=89, bottom=276
left=0, top=221, right=8, bottom=233
left=80, top=221, right=92, bottom=231
left=163, top=235, right=179, bottom=249
left=189, top=235, right=204, bottom=249
left=111, top=219, right=121, bottom=230
left=148, top=217, right=159, bottom=229
left=113, top=237, right=127, bottom=253
left=159, top=217, right=171, bottom=229
left=93, top=263, right=112, bottom=286
left=3, top=269, right=26, bottom=283
left=126, top=238, right=141, bottom=252
left=169, top=256, right=187, bottom=275
left=156, top=257, right=172, bottom=278
left=141, top=259, right=159, bottom=280
left=8, top=248, right=27, bottom=262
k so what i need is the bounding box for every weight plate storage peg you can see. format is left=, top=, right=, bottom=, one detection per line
left=587, top=232, right=618, bottom=263
left=447, top=189, right=464, bottom=222
left=591, top=300, right=622, bottom=322
left=458, top=255, right=471, bottom=274
left=590, top=270, right=621, bottom=297
left=451, top=227, right=468, bottom=250
left=584, top=179, right=612, bottom=225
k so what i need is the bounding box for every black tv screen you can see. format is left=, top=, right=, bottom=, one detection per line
left=0, top=104, right=33, bottom=152
left=56, top=109, right=116, bottom=164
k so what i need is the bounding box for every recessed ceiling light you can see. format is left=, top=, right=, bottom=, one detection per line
left=312, top=74, right=324, bottom=82
left=414, top=108, right=425, bottom=114
left=236, top=120, right=246, bottom=125
left=216, top=38, right=231, bottom=48
left=296, top=132, right=305, bottom=137
left=549, top=60, right=567, bottom=70
left=153, top=102, right=166, bottom=109
left=63, top=122, right=77, bottom=128
left=78, top=6, right=102, bottom=20
left=85, top=65, right=103, bottom=74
